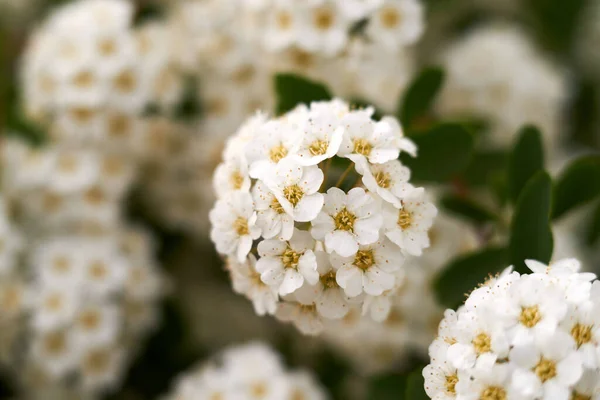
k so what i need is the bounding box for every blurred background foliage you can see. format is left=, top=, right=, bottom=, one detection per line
left=1, top=0, right=599, bottom=399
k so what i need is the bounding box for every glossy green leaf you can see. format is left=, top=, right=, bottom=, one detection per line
left=434, top=247, right=509, bottom=309
left=440, top=195, right=498, bottom=225
left=369, top=373, right=406, bottom=400
left=509, top=171, right=554, bottom=273
left=398, top=67, right=445, bottom=128
left=274, top=73, right=332, bottom=115
left=405, top=370, right=428, bottom=400
left=400, top=123, right=474, bottom=182
left=552, top=155, right=600, bottom=220
left=586, top=201, right=600, bottom=246
left=508, top=126, right=545, bottom=204
left=462, top=150, right=508, bottom=187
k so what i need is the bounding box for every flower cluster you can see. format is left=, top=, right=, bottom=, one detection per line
left=436, top=25, right=567, bottom=152
left=21, top=0, right=182, bottom=156
left=424, top=258, right=600, bottom=399
left=321, top=211, right=479, bottom=373
left=211, top=99, right=437, bottom=335
left=165, top=342, right=327, bottom=400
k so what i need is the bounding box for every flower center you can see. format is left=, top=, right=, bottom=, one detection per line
left=313, top=8, right=334, bottom=30
left=232, top=65, right=255, bottom=85
left=269, top=144, right=288, bottom=163
left=270, top=197, right=286, bottom=214
left=251, top=382, right=268, bottom=397
left=52, top=256, right=71, bottom=273
left=472, top=332, right=492, bottom=355
left=283, top=184, right=304, bottom=206
left=45, top=294, right=63, bottom=311
left=374, top=170, right=391, bottom=188
left=89, top=261, right=108, bottom=279
left=79, top=310, right=100, bottom=330
left=444, top=374, right=458, bottom=394
left=281, top=247, right=301, bottom=269
left=44, top=332, right=66, bottom=354
left=71, top=107, right=95, bottom=123
left=113, top=69, right=137, bottom=93
left=380, top=6, right=402, bottom=28
left=234, top=217, right=250, bottom=236
left=571, top=323, right=593, bottom=347
left=481, top=386, right=507, bottom=400
left=73, top=70, right=95, bottom=88
left=308, top=139, right=328, bottom=156
left=352, top=138, right=373, bottom=156
left=98, top=38, right=117, bottom=56
left=353, top=249, right=375, bottom=270
left=84, top=349, right=110, bottom=374
left=276, top=11, right=292, bottom=30
left=320, top=271, right=338, bottom=289
left=334, top=208, right=357, bottom=231
left=230, top=171, right=244, bottom=190
left=572, top=392, right=592, bottom=400
left=534, top=357, right=557, bottom=382
left=397, top=209, right=413, bottom=230
left=519, top=305, right=541, bottom=328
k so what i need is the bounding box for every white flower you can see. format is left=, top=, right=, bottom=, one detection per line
left=293, top=109, right=345, bottom=166
left=71, top=303, right=121, bottom=348
left=312, top=187, right=382, bottom=257
left=331, top=238, right=403, bottom=297
left=296, top=3, right=352, bottom=56
left=256, top=229, right=319, bottom=296
left=356, top=159, right=414, bottom=207
left=337, top=110, right=400, bottom=164
left=213, top=156, right=251, bottom=199
left=32, top=287, right=79, bottom=331
left=252, top=180, right=295, bottom=240
left=263, top=159, right=324, bottom=223
left=294, top=251, right=354, bottom=320
left=246, top=119, right=300, bottom=179
left=383, top=188, right=437, bottom=256
left=78, top=345, right=124, bottom=392
left=335, top=0, right=384, bottom=21
left=366, top=0, right=424, bottom=50
left=210, top=192, right=261, bottom=262
left=263, top=4, right=302, bottom=52
left=31, top=329, right=77, bottom=378
left=228, top=255, right=279, bottom=316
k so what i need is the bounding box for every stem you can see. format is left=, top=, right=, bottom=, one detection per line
left=335, top=163, right=354, bottom=188
left=320, top=158, right=333, bottom=190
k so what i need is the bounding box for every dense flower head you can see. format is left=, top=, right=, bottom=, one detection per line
left=21, top=0, right=183, bottom=157
left=423, top=258, right=600, bottom=400
left=211, top=99, right=437, bottom=335
left=165, top=342, right=327, bottom=400
left=436, top=25, right=568, bottom=152
left=0, top=216, right=165, bottom=395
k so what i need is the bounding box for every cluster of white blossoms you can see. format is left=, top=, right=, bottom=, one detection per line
left=322, top=211, right=480, bottom=374
left=21, top=0, right=182, bottom=156
left=164, top=342, right=327, bottom=400
left=436, top=25, right=568, bottom=152
left=211, top=99, right=437, bottom=335
left=0, top=177, right=165, bottom=396
left=424, top=258, right=600, bottom=400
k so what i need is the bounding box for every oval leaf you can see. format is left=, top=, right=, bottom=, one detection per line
left=552, top=155, right=600, bottom=220
left=586, top=200, right=600, bottom=246
left=509, top=171, right=554, bottom=273
left=440, top=195, right=498, bottom=225
left=434, top=247, right=509, bottom=309
left=400, top=123, right=474, bottom=182
left=405, top=370, right=428, bottom=400
left=398, top=66, right=445, bottom=128
left=274, top=73, right=332, bottom=115
left=508, top=125, right=544, bottom=204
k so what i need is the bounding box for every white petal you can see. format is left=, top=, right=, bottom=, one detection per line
left=326, top=230, right=359, bottom=257
left=279, top=269, right=304, bottom=296
left=336, top=265, right=363, bottom=297
left=294, top=193, right=324, bottom=222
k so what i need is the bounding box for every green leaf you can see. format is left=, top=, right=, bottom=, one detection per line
left=434, top=247, right=509, bottom=309
left=509, top=171, right=554, bottom=273
left=398, top=67, right=445, bottom=128
left=405, top=370, right=428, bottom=400
left=440, top=195, right=498, bottom=225
left=400, top=123, right=474, bottom=183
left=508, top=126, right=545, bottom=204
left=586, top=201, right=600, bottom=246
left=369, top=373, right=406, bottom=400
left=274, top=73, right=332, bottom=115
left=552, top=155, right=600, bottom=220
left=462, top=150, right=508, bottom=187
